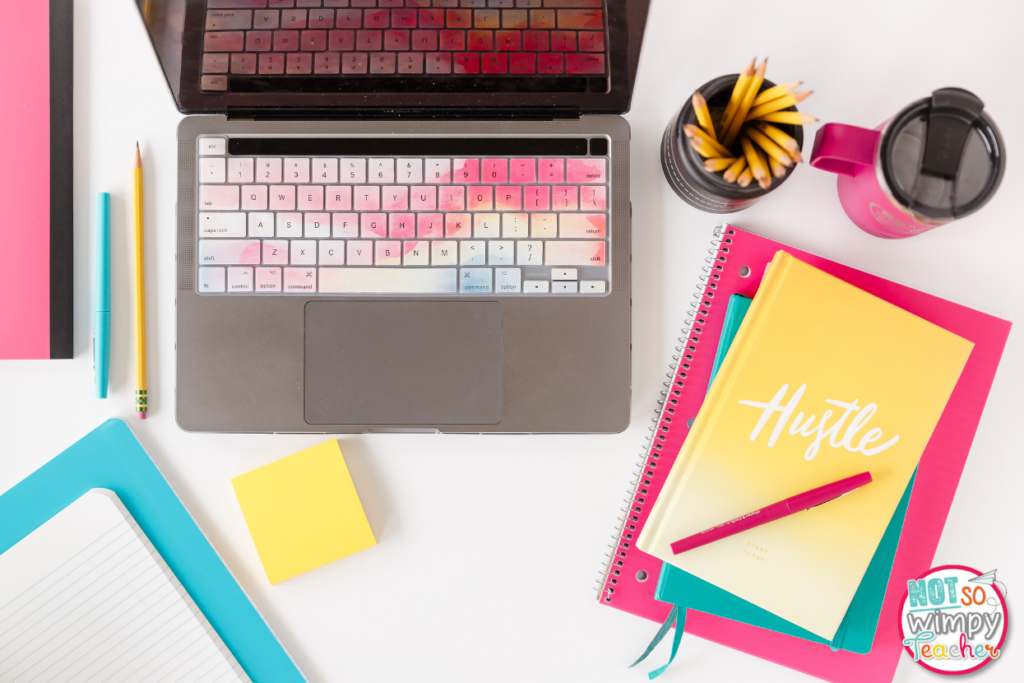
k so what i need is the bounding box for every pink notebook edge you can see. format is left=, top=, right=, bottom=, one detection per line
left=597, top=224, right=1012, bottom=682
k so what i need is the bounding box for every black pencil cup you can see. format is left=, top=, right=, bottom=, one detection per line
left=662, top=75, right=804, bottom=213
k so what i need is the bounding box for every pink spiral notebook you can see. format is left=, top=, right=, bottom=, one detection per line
left=597, top=225, right=1011, bottom=682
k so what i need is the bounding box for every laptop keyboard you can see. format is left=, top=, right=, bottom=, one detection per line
left=194, top=135, right=611, bottom=295
left=200, top=0, right=607, bottom=92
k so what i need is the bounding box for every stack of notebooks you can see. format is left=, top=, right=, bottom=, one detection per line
left=598, top=225, right=1011, bottom=682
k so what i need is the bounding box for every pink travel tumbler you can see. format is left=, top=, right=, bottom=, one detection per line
left=810, top=88, right=1004, bottom=238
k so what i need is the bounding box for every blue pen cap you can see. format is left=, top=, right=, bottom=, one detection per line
left=96, top=193, right=111, bottom=312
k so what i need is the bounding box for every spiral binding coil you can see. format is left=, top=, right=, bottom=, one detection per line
left=596, top=225, right=731, bottom=603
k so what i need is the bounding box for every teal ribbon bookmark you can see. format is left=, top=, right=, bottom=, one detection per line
left=630, top=606, right=686, bottom=679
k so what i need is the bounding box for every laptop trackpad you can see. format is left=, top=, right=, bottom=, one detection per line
left=304, top=301, right=502, bottom=426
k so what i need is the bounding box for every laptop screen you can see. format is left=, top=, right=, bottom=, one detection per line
left=136, top=0, right=649, bottom=116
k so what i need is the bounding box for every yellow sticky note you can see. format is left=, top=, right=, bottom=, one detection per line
left=231, top=440, right=376, bottom=585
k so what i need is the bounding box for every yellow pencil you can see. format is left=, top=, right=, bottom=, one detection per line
left=703, top=157, right=738, bottom=172
left=691, top=92, right=717, bottom=141
left=751, top=80, right=802, bottom=108
left=753, top=111, right=817, bottom=125
left=720, top=58, right=755, bottom=139
left=752, top=121, right=800, bottom=152
left=689, top=137, right=720, bottom=158
left=736, top=167, right=753, bottom=187
left=745, top=91, right=813, bottom=122
left=684, top=124, right=731, bottom=157
left=133, top=144, right=147, bottom=420
left=790, top=148, right=803, bottom=163
left=755, top=141, right=773, bottom=189
left=740, top=135, right=767, bottom=181
left=723, top=156, right=747, bottom=183
left=723, top=58, right=767, bottom=149
left=770, top=159, right=788, bottom=178
left=745, top=126, right=793, bottom=167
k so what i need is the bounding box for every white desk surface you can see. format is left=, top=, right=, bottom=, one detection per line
left=2, top=1, right=1021, bottom=681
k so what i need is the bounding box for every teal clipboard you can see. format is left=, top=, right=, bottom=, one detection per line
left=0, top=419, right=308, bottom=682
left=657, top=294, right=913, bottom=654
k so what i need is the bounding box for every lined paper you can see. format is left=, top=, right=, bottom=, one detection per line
left=0, top=489, right=250, bottom=683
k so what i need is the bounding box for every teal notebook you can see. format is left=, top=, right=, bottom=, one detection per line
left=657, top=294, right=914, bottom=654
left=0, top=419, right=308, bottom=682
left=708, top=293, right=751, bottom=387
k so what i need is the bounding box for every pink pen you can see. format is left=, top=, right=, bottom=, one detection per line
left=670, top=471, right=873, bottom=555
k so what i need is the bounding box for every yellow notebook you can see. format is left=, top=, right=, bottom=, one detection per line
left=636, top=251, right=973, bottom=640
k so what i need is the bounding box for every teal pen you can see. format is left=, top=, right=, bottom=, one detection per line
left=94, top=193, right=111, bottom=398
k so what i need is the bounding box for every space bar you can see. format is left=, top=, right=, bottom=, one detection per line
left=319, top=268, right=458, bottom=294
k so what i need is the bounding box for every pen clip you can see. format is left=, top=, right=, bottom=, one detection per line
left=805, top=487, right=861, bottom=511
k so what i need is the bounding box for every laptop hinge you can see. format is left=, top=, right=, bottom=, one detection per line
left=226, top=107, right=582, bottom=122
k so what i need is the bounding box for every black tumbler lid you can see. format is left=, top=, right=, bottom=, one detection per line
left=881, top=88, right=1005, bottom=220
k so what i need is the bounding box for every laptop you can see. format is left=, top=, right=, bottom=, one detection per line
left=138, top=0, right=649, bottom=434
